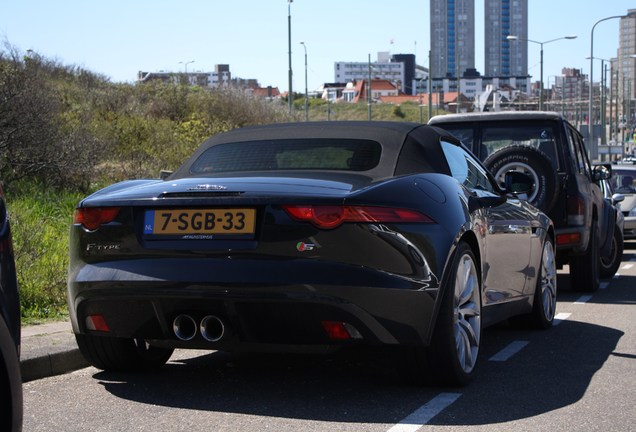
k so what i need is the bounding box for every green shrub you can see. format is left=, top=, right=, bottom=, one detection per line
left=6, top=181, right=87, bottom=322
left=392, top=105, right=406, bottom=118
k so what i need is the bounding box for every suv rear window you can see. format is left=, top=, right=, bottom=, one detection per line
left=440, top=122, right=560, bottom=171
left=480, top=124, right=560, bottom=171
left=190, top=139, right=382, bottom=174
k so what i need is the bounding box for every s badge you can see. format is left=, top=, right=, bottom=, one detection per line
left=296, top=242, right=315, bottom=252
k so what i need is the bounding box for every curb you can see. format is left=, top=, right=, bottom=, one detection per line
left=20, top=321, right=89, bottom=382
left=21, top=349, right=89, bottom=382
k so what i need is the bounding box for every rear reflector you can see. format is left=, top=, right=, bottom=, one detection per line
left=74, top=207, right=121, bottom=231
left=86, top=315, right=110, bottom=332
left=556, top=232, right=582, bottom=246
left=283, top=205, right=433, bottom=229
left=321, top=321, right=363, bottom=340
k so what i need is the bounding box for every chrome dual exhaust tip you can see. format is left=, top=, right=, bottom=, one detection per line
left=173, top=314, right=197, bottom=341
left=172, top=314, right=225, bottom=342
left=200, top=315, right=225, bottom=342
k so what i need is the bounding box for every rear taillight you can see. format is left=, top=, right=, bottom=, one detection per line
left=86, top=315, right=110, bottom=332
left=74, top=207, right=121, bottom=231
left=567, top=196, right=585, bottom=226
left=282, top=205, right=433, bottom=229
left=321, top=321, right=363, bottom=340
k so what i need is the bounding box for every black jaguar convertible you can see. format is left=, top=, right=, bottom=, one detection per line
left=68, top=121, right=556, bottom=385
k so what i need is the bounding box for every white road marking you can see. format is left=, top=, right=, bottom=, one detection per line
left=613, top=273, right=621, bottom=279
left=387, top=393, right=462, bottom=432
left=600, top=281, right=610, bottom=290
left=553, top=312, right=571, bottom=325
left=489, top=340, right=530, bottom=362
left=574, top=295, right=593, bottom=304
left=621, top=263, right=634, bottom=270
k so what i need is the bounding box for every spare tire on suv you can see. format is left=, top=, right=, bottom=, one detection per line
left=484, top=144, right=559, bottom=213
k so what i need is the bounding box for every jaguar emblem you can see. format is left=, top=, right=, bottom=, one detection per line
left=188, top=184, right=228, bottom=191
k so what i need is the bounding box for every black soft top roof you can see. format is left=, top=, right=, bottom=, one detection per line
left=171, top=121, right=453, bottom=181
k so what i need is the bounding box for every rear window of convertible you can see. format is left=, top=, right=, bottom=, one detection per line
left=190, top=139, right=382, bottom=174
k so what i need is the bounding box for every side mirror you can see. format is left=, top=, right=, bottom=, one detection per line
left=612, top=193, right=625, bottom=205
left=504, top=171, right=533, bottom=195
left=160, top=170, right=173, bottom=180
left=592, top=164, right=611, bottom=181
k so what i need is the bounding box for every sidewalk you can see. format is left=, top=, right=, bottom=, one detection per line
left=20, top=321, right=88, bottom=382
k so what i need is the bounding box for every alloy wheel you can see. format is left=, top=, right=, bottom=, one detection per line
left=453, top=253, right=481, bottom=374
left=540, top=241, right=557, bottom=321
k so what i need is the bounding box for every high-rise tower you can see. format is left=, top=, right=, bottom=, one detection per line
left=619, top=9, right=636, bottom=116
left=484, top=0, right=528, bottom=77
left=430, top=0, right=475, bottom=79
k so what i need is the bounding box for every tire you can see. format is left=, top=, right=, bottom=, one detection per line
left=75, top=334, right=174, bottom=372
left=512, top=237, right=557, bottom=329
left=600, top=226, right=623, bottom=279
left=570, top=222, right=600, bottom=292
left=401, top=241, right=481, bottom=386
left=484, top=145, right=558, bottom=213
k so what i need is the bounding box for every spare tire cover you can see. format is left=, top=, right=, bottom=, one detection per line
left=484, top=144, right=558, bottom=213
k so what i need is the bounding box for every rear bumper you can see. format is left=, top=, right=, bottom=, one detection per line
left=623, top=216, right=636, bottom=237
left=68, top=259, right=441, bottom=351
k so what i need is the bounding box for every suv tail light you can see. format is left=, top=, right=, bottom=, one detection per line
left=567, top=195, right=585, bottom=226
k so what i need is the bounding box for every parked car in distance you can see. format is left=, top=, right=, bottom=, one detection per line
left=610, top=163, right=636, bottom=238
left=68, top=121, right=556, bottom=386
left=0, top=182, right=23, bottom=432
left=597, top=171, right=624, bottom=278
left=429, top=111, right=617, bottom=292
left=616, top=155, right=636, bottom=165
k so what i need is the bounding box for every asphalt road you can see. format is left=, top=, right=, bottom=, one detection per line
left=22, top=242, right=636, bottom=432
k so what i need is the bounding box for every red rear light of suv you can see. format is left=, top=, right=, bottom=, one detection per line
left=567, top=195, right=585, bottom=226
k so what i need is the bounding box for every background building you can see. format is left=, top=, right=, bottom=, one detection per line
left=484, top=0, right=527, bottom=77
left=334, top=52, right=414, bottom=94
left=430, top=0, right=475, bottom=79
left=138, top=64, right=233, bottom=87
left=619, top=10, right=636, bottom=127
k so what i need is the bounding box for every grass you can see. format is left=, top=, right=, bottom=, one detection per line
left=300, top=100, right=445, bottom=123
left=6, top=181, right=87, bottom=324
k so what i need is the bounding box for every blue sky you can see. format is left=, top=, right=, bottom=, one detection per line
left=0, top=1, right=631, bottom=92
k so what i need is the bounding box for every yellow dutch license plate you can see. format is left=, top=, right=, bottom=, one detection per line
left=144, top=208, right=256, bottom=236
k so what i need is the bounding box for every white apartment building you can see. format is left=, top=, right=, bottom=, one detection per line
left=334, top=52, right=407, bottom=93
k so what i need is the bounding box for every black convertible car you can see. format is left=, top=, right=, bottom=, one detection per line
left=68, top=121, right=556, bottom=385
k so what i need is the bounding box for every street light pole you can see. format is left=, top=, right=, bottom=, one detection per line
left=507, top=35, right=577, bottom=111
left=300, top=42, right=308, bottom=121
left=178, top=60, right=195, bottom=85
left=587, top=55, right=613, bottom=145
left=368, top=53, right=372, bottom=121
left=178, top=60, right=195, bottom=74
left=589, top=15, right=625, bottom=157
left=428, top=50, right=432, bottom=120
left=539, top=44, right=544, bottom=110
left=287, top=0, right=293, bottom=114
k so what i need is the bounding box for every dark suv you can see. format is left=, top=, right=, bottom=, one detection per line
left=0, top=182, right=22, bottom=432
left=429, top=111, right=616, bottom=292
